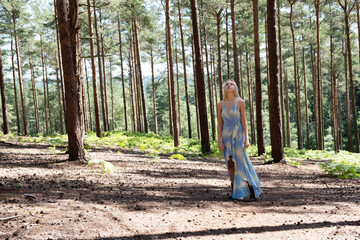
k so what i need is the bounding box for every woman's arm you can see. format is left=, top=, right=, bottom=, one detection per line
left=239, top=100, right=250, bottom=148
left=217, top=102, right=224, bottom=151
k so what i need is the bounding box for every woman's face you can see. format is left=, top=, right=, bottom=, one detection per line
left=225, top=81, right=235, bottom=93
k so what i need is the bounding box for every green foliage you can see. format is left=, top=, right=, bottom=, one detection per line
left=86, top=159, right=115, bottom=174
left=285, top=159, right=301, bottom=168
left=261, top=153, right=274, bottom=164
left=169, top=154, right=186, bottom=161
left=321, top=152, right=360, bottom=179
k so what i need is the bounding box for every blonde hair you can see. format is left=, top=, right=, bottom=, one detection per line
left=223, top=79, right=240, bottom=101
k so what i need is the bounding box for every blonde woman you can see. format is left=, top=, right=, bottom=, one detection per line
left=217, top=79, right=262, bottom=201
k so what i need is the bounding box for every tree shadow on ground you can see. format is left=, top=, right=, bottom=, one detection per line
left=81, top=220, right=360, bottom=240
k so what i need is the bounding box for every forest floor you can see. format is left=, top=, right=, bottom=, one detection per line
left=0, top=138, right=359, bottom=240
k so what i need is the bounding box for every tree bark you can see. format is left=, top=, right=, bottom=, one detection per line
left=56, top=66, right=64, bottom=134
left=128, top=48, right=135, bottom=132
left=302, top=44, right=310, bottom=149
left=267, top=0, right=284, bottom=162
left=252, top=0, right=265, bottom=155
left=343, top=4, right=360, bottom=152
left=178, top=1, right=192, bottom=138
left=245, top=49, right=255, bottom=145
left=277, top=0, right=286, bottom=147
left=56, top=0, right=85, bottom=161
left=343, top=40, right=352, bottom=151
left=191, top=39, right=200, bottom=139
left=109, top=57, right=115, bottom=130
left=315, top=0, right=324, bottom=150
left=45, top=63, right=53, bottom=135
left=190, top=0, right=210, bottom=153
left=203, top=24, right=216, bottom=141
left=84, top=60, right=92, bottom=132
left=29, top=57, right=40, bottom=134
left=40, top=36, right=49, bottom=135
left=150, top=47, right=158, bottom=134
left=117, top=16, right=128, bottom=131
left=0, top=47, right=10, bottom=134
left=215, top=8, right=223, bottom=100
left=87, top=0, right=102, bottom=137
left=166, top=0, right=179, bottom=146
left=10, top=37, right=20, bottom=135
left=175, top=32, right=181, bottom=136
left=100, top=11, right=110, bottom=131
left=226, top=8, right=230, bottom=81
left=93, top=0, right=107, bottom=132
left=288, top=1, right=302, bottom=149
left=230, top=0, right=240, bottom=89
left=13, top=15, right=28, bottom=135
left=165, top=28, right=173, bottom=136
left=133, top=17, right=148, bottom=133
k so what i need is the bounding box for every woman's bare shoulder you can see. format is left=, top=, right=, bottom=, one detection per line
left=235, top=97, right=245, bottom=105
left=217, top=100, right=224, bottom=108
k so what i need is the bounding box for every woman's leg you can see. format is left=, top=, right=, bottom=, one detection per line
left=228, top=156, right=235, bottom=194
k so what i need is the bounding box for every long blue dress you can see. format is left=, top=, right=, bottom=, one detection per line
left=222, top=103, right=262, bottom=200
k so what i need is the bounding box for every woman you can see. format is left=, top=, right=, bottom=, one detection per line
left=217, top=80, right=262, bottom=201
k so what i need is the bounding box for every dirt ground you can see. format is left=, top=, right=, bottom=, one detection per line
left=0, top=139, right=359, bottom=240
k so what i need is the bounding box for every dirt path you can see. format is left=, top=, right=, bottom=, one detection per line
left=0, top=140, right=359, bottom=240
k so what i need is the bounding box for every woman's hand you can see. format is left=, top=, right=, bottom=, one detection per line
left=244, top=138, right=250, bottom=148
left=218, top=142, right=224, bottom=151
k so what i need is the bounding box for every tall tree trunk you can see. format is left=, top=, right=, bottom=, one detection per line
left=87, top=0, right=102, bottom=137
left=132, top=24, right=143, bottom=133
left=310, top=43, right=318, bottom=149
left=128, top=48, right=135, bottom=132
left=230, top=0, right=240, bottom=89
left=56, top=66, right=64, bottom=134
left=0, top=47, right=10, bottom=134
left=302, top=45, right=310, bottom=149
left=117, top=16, right=128, bottom=131
left=203, top=24, right=216, bottom=141
left=343, top=40, right=352, bottom=151
left=337, top=82, right=343, bottom=149
left=192, top=39, right=200, bottom=138
left=212, top=50, right=218, bottom=104
left=166, top=30, right=173, bottom=136
left=239, top=50, right=245, bottom=99
left=56, top=0, right=85, bottom=161
left=133, top=17, right=148, bottom=133
left=54, top=0, right=66, bottom=133
left=132, top=35, right=141, bottom=132
left=315, top=0, right=324, bottom=150
left=100, top=11, right=110, bottom=131
left=109, top=57, right=115, bottom=130
left=13, top=15, right=28, bottom=135
left=150, top=47, right=158, bottom=134
left=93, top=0, right=107, bottom=132
left=178, top=1, right=192, bottom=138
left=277, top=0, right=286, bottom=147
left=284, top=70, right=291, bottom=147
left=29, top=57, right=40, bottom=134
left=343, top=6, right=360, bottom=152
left=245, top=49, right=255, bottom=145
left=84, top=60, right=92, bottom=132
left=289, top=1, right=302, bottom=150
left=175, top=33, right=181, bottom=136
left=10, top=37, right=20, bottom=135
left=215, top=9, right=223, bottom=100
left=226, top=8, right=230, bottom=80
left=268, top=0, right=284, bottom=162
left=190, top=0, right=210, bottom=153
left=252, top=0, right=265, bottom=155
left=40, top=36, right=49, bottom=135
left=45, top=63, right=53, bottom=135
left=166, top=0, right=179, bottom=146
